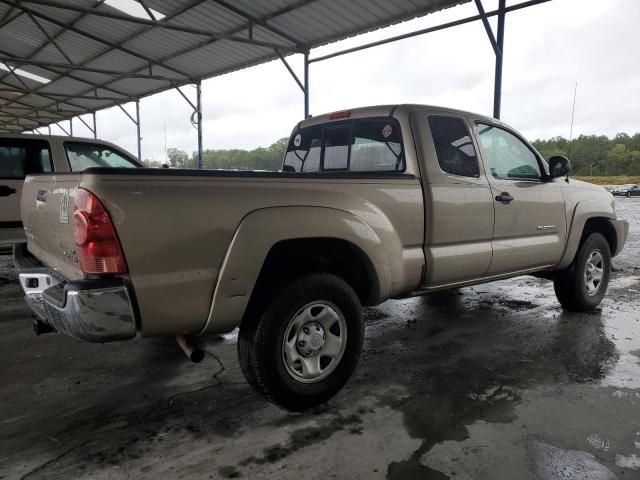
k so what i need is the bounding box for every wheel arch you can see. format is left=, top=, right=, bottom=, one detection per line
left=557, top=200, right=619, bottom=269
left=200, top=206, right=393, bottom=334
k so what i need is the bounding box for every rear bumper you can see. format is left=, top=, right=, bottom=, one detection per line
left=611, top=219, right=630, bottom=258
left=14, top=243, right=137, bottom=342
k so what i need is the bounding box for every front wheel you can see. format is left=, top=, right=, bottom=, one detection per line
left=554, top=232, right=611, bottom=311
left=238, top=273, right=364, bottom=411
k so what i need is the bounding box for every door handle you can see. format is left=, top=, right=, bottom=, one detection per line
left=495, top=192, right=514, bottom=204
left=37, top=190, right=47, bottom=202
left=0, top=185, right=17, bottom=197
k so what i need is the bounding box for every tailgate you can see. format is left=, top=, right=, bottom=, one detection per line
left=21, top=174, right=84, bottom=280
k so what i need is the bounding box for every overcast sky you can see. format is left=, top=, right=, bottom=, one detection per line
left=48, top=0, right=639, bottom=162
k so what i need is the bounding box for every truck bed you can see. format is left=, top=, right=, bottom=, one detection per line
left=21, top=167, right=424, bottom=336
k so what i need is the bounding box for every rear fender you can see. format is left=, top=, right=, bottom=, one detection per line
left=200, top=206, right=392, bottom=334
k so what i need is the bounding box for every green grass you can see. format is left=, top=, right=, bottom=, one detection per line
left=573, top=176, right=640, bottom=185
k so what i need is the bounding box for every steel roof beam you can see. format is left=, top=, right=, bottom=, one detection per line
left=0, top=1, right=102, bottom=90
left=19, top=0, right=305, bottom=53
left=0, top=0, right=211, bottom=114
left=25, top=10, right=74, bottom=65
left=137, top=0, right=157, bottom=21
left=276, top=49, right=305, bottom=93
left=309, top=0, right=551, bottom=63
left=5, top=0, right=310, bottom=118
left=211, top=0, right=304, bottom=48
left=0, top=87, right=126, bottom=102
left=0, top=55, right=181, bottom=82
left=0, top=6, right=22, bottom=28
left=2, top=0, right=190, bottom=80
left=474, top=0, right=500, bottom=56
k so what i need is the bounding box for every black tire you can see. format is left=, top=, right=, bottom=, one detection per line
left=238, top=273, right=364, bottom=411
left=554, top=232, right=611, bottom=311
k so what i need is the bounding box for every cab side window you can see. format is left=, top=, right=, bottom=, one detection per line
left=64, top=142, right=139, bottom=171
left=0, top=140, right=52, bottom=178
left=476, top=124, right=542, bottom=180
left=428, top=116, right=479, bottom=177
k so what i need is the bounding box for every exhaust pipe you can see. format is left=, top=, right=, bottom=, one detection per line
left=33, top=319, right=55, bottom=336
left=176, top=335, right=205, bottom=363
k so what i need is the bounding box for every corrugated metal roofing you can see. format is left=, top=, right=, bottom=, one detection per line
left=0, top=0, right=468, bottom=133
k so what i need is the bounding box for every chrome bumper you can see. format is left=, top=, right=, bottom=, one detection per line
left=14, top=244, right=137, bottom=343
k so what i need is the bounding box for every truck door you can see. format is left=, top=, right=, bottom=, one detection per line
left=0, top=139, right=53, bottom=247
left=415, top=112, right=495, bottom=286
left=473, top=122, right=567, bottom=275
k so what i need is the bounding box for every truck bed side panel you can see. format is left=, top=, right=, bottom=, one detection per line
left=80, top=172, right=424, bottom=336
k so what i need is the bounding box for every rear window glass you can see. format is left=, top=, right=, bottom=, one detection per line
left=64, top=142, right=139, bottom=172
left=283, top=118, right=404, bottom=173
left=428, top=116, right=479, bottom=177
left=0, top=140, right=52, bottom=179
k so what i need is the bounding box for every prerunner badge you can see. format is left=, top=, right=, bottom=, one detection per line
left=293, top=133, right=302, bottom=147
left=382, top=124, right=393, bottom=138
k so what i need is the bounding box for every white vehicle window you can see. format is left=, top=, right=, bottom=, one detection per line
left=476, top=124, right=542, bottom=180
left=64, top=142, right=139, bottom=171
left=0, top=140, right=52, bottom=178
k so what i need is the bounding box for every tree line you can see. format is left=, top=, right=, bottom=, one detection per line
left=532, top=133, right=640, bottom=176
left=144, top=132, right=640, bottom=176
left=144, top=138, right=288, bottom=171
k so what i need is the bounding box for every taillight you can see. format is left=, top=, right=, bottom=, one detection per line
left=329, top=110, right=351, bottom=120
left=73, top=188, right=127, bottom=274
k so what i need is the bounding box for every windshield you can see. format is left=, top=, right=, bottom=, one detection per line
left=64, top=142, right=140, bottom=172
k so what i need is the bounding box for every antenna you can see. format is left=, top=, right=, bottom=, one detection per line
left=568, top=82, right=578, bottom=159
left=565, top=82, right=578, bottom=183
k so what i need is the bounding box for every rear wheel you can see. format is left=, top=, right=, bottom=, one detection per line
left=238, top=273, right=364, bottom=411
left=554, top=232, right=611, bottom=311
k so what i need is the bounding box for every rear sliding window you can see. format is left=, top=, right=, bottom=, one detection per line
left=0, top=139, right=52, bottom=179
left=283, top=118, right=404, bottom=173
left=64, top=142, right=139, bottom=172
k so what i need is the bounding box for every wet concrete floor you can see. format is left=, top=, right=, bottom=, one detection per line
left=1, top=198, right=639, bottom=480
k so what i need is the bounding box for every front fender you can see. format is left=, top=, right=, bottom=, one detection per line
left=200, top=206, right=393, bottom=334
left=556, top=200, right=616, bottom=269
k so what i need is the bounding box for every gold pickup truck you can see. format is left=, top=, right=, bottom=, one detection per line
left=15, top=105, right=629, bottom=410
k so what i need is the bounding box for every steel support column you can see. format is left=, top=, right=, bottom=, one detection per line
left=196, top=81, right=202, bottom=170
left=304, top=53, right=309, bottom=118
left=117, top=102, right=141, bottom=160
left=92, top=111, right=97, bottom=139
left=276, top=50, right=310, bottom=119
left=176, top=83, right=203, bottom=169
left=69, top=118, right=73, bottom=136
left=135, top=100, right=141, bottom=160
left=493, top=0, right=506, bottom=119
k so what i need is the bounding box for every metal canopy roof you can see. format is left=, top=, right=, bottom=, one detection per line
left=0, top=0, right=468, bottom=133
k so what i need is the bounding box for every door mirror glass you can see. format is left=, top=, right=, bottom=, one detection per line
left=548, top=155, right=571, bottom=178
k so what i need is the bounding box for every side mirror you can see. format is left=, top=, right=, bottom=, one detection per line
left=548, top=156, right=571, bottom=178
